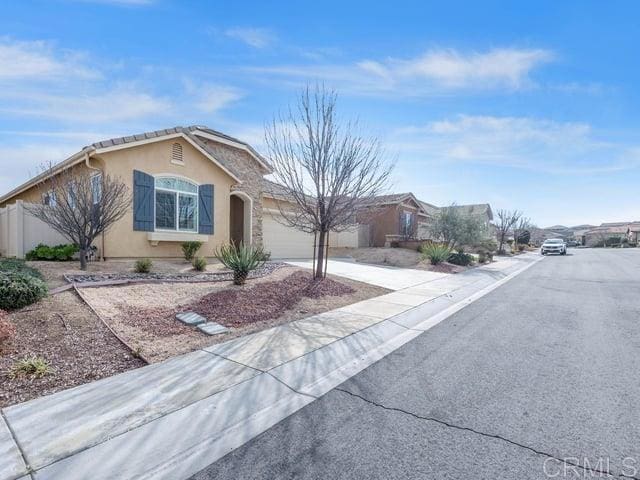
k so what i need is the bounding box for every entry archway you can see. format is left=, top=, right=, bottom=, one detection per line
left=229, top=191, right=252, bottom=246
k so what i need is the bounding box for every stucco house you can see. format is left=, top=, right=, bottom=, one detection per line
left=0, top=126, right=358, bottom=259
left=355, top=193, right=433, bottom=247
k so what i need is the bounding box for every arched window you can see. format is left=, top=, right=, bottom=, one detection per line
left=171, top=143, right=183, bottom=164
left=154, top=176, right=198, bottom=232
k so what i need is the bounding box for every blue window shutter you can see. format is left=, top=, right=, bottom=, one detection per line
left=198, top=184, right=214, bottom=234
left=133, top=170, right=154, bottom=231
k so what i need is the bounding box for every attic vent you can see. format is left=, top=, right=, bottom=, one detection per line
left=171, top=143, right=183, bottom=164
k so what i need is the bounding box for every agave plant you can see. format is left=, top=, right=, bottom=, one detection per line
left=214, top=242, right=267, bottom=285
left=419, top=242, right=451, bottom=265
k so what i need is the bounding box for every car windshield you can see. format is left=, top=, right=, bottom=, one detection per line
left=544, top=239, right=563, bottom=244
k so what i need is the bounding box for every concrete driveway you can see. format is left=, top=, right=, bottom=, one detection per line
left=286, top=259, right=447, bottom=290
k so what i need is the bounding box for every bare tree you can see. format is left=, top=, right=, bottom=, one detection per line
left=26, top=164, right=131, bottom=270
left=495, top=209, right=522, bottom=254
left=265, top=85, right=393, bottom=279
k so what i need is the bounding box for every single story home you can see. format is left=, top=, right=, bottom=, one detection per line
left=355, top=193, right=433, bottom=247
left=0, top=125, right=359, bottom=259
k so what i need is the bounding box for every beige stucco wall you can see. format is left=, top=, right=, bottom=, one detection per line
left=98, top=138, right=236, bottom=258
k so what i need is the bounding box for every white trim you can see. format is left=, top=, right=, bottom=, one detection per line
left=192, top=129, right=273, bottom=173
left=154, top=175, right=199, bottom=233
left=94, top=133, right=242, bottom=183
left=230, top=190, right=253, bottom=245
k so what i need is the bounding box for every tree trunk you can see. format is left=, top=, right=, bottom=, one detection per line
left=314, top=230, right=326, bottom=279
left=79, top=248, right=87, bottom=271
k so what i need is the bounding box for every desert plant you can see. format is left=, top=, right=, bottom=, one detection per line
left=10, top=356, right=52, bottom=378
left=192, top=256, right=207, bottom=272
left=518, top=244, right=526, bottom=252
left=0, top=259, right=43, bottom=279
left=477, top=251, right=487, bottom=264
left=181, top=241, right=203, bottom=261
left=214, top=243, right=266, bottom=285
left=420, top=243, right=451, bottom=265
left=26, top=243, right=79, bottom=261
left=0, top=310, right=16, bottom=346
left=0, top=272, right=48, bottom=310
left=134, top=258, right=152, bottom=273
left=448, top=251, right=474, bottom=266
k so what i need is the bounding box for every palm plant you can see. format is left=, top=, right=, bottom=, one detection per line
left=214, top=243, right=267, bottom=285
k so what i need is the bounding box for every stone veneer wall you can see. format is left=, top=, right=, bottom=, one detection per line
left=197, top=139, right=265, bottom=246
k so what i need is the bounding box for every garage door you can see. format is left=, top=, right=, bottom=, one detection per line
left=263, top=214, right=316, bottom=259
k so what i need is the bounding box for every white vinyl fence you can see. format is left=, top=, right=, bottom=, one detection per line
left=0, top=200, right=68, bottom=258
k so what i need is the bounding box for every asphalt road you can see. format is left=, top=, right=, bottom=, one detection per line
left=191, top=249, right=640, bottom=480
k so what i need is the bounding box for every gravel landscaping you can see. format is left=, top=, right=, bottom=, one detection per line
left=80, top=266, right=389, bottom=363
left=0, top=290, right=144, bottom=408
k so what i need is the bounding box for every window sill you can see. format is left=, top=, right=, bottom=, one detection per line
left=147, top=231, right=209, bottom=246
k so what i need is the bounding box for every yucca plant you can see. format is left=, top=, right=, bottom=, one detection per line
left=214, top=243, right=266, bottom=285
left=420, top=242, right=451, bottom=265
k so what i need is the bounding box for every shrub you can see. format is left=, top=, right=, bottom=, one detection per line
left=477, top=251, right=487, bottom=264
left=214, top=243, right=266, bottom=285
left=134, top=258, right=152, bottom=273
left=0, top=310, right=16, bottom=346
left=0, top=259, right=43, bottom=279
left=517, top=244, right=526, bottom=252
left=10, top=356, right=52, bottom=378
left=0, top=272, right=48, bottom=310
left=192, top=256, right=207, bottom=272
left=181, top=241, right=203, bottom=261
left=25, top=243, right=78, bottom=261
left=448, top=251, right=474, bottom=266
left=420, top=243, right=451, bottom=265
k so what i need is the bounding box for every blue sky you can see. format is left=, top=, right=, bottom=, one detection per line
left=2, top=0, right=640, bottom=227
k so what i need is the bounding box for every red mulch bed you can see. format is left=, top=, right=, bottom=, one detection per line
left=191, top=270, right=355, bottom=328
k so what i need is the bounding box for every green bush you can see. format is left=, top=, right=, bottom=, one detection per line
left=420, top=243, right=451, bottom=265
left=0, top=259, right=43, bottom=279
left=10, top=356, right=52, bottom=378
left=214, top=243, right=266, bottom=285
left=192, top=256, right=207, bottom=272
left=181, top=241, right=203, bottom=261
left=25, top=243, right=79, bottom=261
left=134, top=258, right=152, bottom=273
left=448, top=251, right=474, bottom=266
left=0, top=272, right=48, bottom=310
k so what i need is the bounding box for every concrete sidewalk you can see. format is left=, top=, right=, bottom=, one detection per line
left=0, top=253, right=542, bottom=480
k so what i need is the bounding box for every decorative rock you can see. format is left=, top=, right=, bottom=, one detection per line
left=176, top=312, right=207, bottom=326
left=197, top=322, right=229, bottom=336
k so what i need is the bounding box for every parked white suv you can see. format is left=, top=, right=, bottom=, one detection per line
left=541, top=238, right=567, bottom=255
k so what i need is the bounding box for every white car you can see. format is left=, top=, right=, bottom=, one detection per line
left=541, top=238, right=567, bottom=255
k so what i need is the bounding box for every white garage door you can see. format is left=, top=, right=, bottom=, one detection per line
left=263, top=214, right=316, bottom=259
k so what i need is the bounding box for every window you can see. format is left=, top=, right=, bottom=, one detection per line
left=401, top=211, right=413, bottom=237
left=43, top=191, right=56, bottom=207
left=91, top=174, right=102, bottom=205
left=67, top=182, right=77, bottom=209
left=171, top=143, right=183, bottom=164
left=154, top=176, right=198, bottom=232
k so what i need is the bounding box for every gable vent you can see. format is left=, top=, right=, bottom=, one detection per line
left=171, top=142, right=183, bottom=164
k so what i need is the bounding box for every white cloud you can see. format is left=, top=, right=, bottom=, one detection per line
left=390, top=115, right=640, bottom=174
left=251, top=47, right=554, bottom=95
left=224, top=27, right=276, bottom=49
left=1, top=87, right=171, bottom=122
left=0, top=38, right=98, bottom=80
left=186, top=83, right=243, bottom=113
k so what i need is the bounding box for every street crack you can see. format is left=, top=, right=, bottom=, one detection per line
left=335, top=387, right=638, bottom=479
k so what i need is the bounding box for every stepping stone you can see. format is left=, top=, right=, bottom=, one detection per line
left=176, top=311, right=206, bottom=326
left=197, top=322, right=229, bottom=336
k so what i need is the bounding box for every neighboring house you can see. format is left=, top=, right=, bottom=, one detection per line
left=628, top=223, right=640, bottom=244
left=355, top=193, right=433, bottom=247
left=0, top=126, right=358, bottom=259
left=583, top=224, right=630, bottom=246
